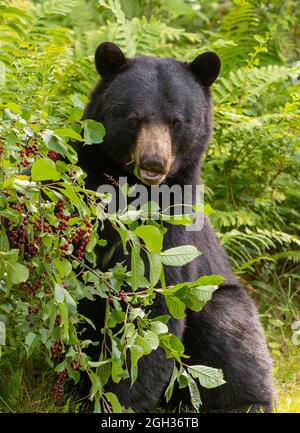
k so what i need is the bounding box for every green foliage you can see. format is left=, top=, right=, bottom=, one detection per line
left=0, top=0, right=299, bottom=413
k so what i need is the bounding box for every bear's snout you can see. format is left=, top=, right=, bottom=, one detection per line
left=134, top=123, right=174, bottom=185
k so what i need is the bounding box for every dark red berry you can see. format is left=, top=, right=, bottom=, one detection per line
left=47, top=151, right=58, bottom=161
left=117, top=290, right=126, bottom=301
left=57, top=221, right=67, bottom=231
left=28, top=305, right=39, bottom=315
left=55, top=314, right=61, bottom=326
left=21, top=159, right=30, bottom=167
left=71, top=360, right=81, bottom=371
left=53, top=383, right=64, bottom=401
left=51, top=340, right=62, bottom=359
left=57, top=368, right=68, bottom=381
left=29, top=245, right=38, bottom=256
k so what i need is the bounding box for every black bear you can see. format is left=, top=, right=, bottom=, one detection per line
left=76, top=42, right=275, bottom=412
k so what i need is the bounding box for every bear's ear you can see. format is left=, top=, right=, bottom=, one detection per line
left=190, top=51, right=221, bottom=87
left=95, top=42, right=127, bottom=77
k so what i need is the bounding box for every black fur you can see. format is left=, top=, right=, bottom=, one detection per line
left=76, top=44, right=275, bottom=412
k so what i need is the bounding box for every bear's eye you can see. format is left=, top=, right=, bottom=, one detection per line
left=128, top=115, right=141, bottom=129
left=169, top=115, right=183, bottom=130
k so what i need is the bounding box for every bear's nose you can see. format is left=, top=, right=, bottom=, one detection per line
left=138, top=155, right=167, bottom=174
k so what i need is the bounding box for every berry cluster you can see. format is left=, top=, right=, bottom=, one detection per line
left=60, top=239, right=72, bottom=258
left=19, top=141, right=39, bottom=167
left=57, top=221, right=67, bottom=231
left=55, top=200, right=65, bottom=219
left=47, top=151, right=58, bottom=161
left=10, top=203, right=23, bottom=212
left=117, top=289, right=126, bottom=301
left=55, top=200, right=71, bottom=224
left=19, top=143, right=38, bottom=158
left=8, top=214, right=43, bottom=258
left=73, top=227, right=91, bottom=259
left=68, top=170, right=77, bottom=178
left=71, top=359, right=81, bottom=371
left=53, top=369, right=68, bottom=401
left=28, top=305, right=39, bottom=315
left=51, top=340, right=62, bottom=360
left=9, top=222, right=29, bottom=252
left=55, top=314, right=61, bottom=326
left=0, top=145, right=3, bottom=156
left=34, top=217, right=52, bottom=234
left=20, top=282, right=31, bottom=293
left=20, top=159, right=30, bottom=167
left=31, top=272, right=46, bottom=295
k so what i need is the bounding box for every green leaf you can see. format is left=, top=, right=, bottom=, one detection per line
left=53, top=258, right=72, bottom=277
left=193, top=275, right=224, bottom=286
left=150, top=321, right=168, bottom=335
left=105, top=392, right=123, bottom=413
left=31, top=158, right=60, bottom=181
left=165, top=363, right=178, bottom=402
left=130, top=244, right=145, bottom=291
left=160, top=245, right=201, bottom=266
left=148, top=252, right=162, bottom=287
left=129, top=308, right=145, bottom=321
left=5, top=260, right=29, bottom=284
left=54, top=128, right=84, bottom=142
left=186, top=285, right=218, bottom=312
left=54, top=283, right=65, bottom=304
left=42, top=130, right=68, bottom=156
left=88, top=360, right=111, bottom=368
left=64, top=290, right=77, bottom=314
left=187, top=373, right=202, bottom=411
left=25, top=332, right=39, bottom=355
left=83, top=119, right=105, bottom=145
left=165, top=294, right=186, bottom=319
left=134, top=225, right=163, bottom=253
left=136, top=331, right=159, bottom=355
left=187, top=365, right=226, bottom=389
left=130, top=345, right=144, bottom=368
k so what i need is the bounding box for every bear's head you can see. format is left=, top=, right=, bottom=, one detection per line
left=83, top=42, right=220, bottom=186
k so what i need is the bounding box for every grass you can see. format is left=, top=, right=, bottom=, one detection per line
left=0, top=326, right=298, bottom=413
left=272, top=339, right=300, bottom=413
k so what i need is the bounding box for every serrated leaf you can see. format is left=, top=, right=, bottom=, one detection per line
left=64, top=289, right=77, bottom=314
left=165, top=294, right=186, bottom=319
left=130, top=245, right=145, bottom=291
left=54, top=128, right=83, bottom=142
left=5, top=261, right=29, bottom=284
left=31, top=158, right=60, bottom=181
left=187, top=365, right=225, bottom=389
left=54, top=283, right=64, bottom=304
left=148, top=252, right=162, bottom=287
left=136, top=330, right=159, bottom=355
left=187, top=373, right=202, bottom=410
left=150, top=321, right=168, bottom=335
left=105, top=392, right=123, bottom=413
left=134, top=225, right=163, bottom=253
left=165, top=363, right=178, bottom=403
left=53, top=258, right=72, bottom=277
left=161, top=245, right=201, bottom=266
left=42, top=129, right=68, bottom=156
left=186, top=285, right=218, bottom=312
left=83, top=119, right=105, bottom=145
